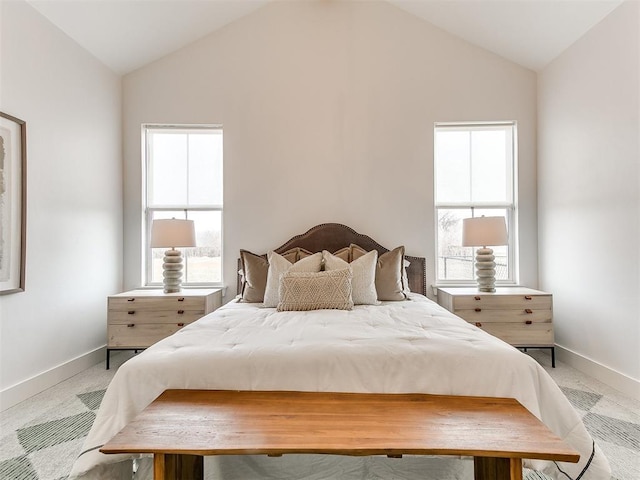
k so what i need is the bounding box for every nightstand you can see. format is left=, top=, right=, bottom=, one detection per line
left=106, top=288, right=222, bottom=369
left=437, top=287, right=555, bottom=367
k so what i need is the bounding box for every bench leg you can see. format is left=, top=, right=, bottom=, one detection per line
left=474, top=457, right=523, bottom=480
left=154, top=453, right=203, bottom=480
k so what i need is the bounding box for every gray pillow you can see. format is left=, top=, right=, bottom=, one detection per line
left=239, top=250, right=269, bottom=303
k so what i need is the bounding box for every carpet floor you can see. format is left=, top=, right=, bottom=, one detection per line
left=1, top=350, right=638, bottom=480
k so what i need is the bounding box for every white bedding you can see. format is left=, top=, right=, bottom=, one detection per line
left=70, top=294, right=611, bottom=480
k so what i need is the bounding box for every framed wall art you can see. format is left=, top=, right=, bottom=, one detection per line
left=0, top=111, right=26, bottom=294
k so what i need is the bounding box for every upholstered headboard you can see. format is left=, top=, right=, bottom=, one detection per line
left=237, top=223, right=426, bottom=296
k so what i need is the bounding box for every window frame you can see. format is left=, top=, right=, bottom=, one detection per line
left=142, top=124, right=224, bottom=288
left=433, top=121, right=518, bottom=286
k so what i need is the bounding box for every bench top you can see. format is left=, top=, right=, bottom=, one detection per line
left=100, top=389, right=580, bottom=463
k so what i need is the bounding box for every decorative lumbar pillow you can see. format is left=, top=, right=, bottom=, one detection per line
left=351, top=244, right=407, bottom=301
left=277, top=269, right=354, bottom=312
left=263, top=251, right=323, bottom=307
left=323, top=249, right=378, bottom=305
left=239, top=248, right=300, bottom=302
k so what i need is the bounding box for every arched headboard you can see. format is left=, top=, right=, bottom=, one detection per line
left=238, top=223, right=426, bottom=296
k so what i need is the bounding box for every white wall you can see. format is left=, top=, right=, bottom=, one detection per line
left=122, top=0, right=538, bottom=299
left=538, top=0, right=639, bottom=397
left=0, top=0, right=123, bottom=409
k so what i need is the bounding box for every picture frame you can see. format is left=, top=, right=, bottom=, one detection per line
left=0, top=112, right=27, bottom=294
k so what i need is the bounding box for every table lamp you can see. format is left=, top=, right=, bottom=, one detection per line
left=150, top=219, right=196, bottom=293
left=462, top=216, right=507, bottom=292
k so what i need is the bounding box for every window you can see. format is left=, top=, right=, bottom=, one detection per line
left=143, top=125, right=223, bottom=287
left=434, top=122, right=517, bottom=284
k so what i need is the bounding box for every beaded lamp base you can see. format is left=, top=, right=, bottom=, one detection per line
left=475, top=247, right=497, bottom=293
left=162, top=249, right=184, bottom=293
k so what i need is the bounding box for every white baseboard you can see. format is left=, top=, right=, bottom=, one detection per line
left=0, top=346, right=106, bottom=412
left=556, top=344, right=640, bottom=401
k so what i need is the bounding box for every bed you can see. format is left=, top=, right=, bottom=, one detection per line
left=69, top=223, right=611, bottom=480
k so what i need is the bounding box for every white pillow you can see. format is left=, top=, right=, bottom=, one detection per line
left=263, top=251, right=322, bottom=307
left=403, top=258, right=411, bottom=294
left=322, top=249, right=379, bottom=305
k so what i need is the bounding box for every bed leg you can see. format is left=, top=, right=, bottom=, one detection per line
left=474, top=457, right=522, bottom=480
left=154, top=453, right=203, bottom=480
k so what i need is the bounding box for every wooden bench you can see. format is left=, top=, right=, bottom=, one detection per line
left=100, top=389, right=579, bottom=480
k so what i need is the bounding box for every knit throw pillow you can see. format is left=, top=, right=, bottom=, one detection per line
left=277, top=269, right=353, bottom=312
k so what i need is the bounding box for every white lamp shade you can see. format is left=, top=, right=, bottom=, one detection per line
left=150, top=219, right=196, bottom=248
left=462, top=216, right=508, bottom=247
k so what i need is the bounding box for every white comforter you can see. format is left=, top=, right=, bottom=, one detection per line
left=70, top=294, right=610, bottom=480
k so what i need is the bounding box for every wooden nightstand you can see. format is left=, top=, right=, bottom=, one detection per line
left=106, top=288, right=222, bottom=369
left=437, top=287, right=555, bottom=367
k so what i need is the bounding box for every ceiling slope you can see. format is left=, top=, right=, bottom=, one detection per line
left=26, top=0, right=270, bottom=75
left=389, top=0, right=623, bottom=71
left=26, top=0, right=624, bottom=75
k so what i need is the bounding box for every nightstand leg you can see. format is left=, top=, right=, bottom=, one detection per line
left=106, top=349, right=110, bottom=370
left=551, top=347, right=555, bottom=368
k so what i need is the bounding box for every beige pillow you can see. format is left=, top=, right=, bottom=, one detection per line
left=277, top=269, right=354, bottom=312
left=296, top=247, right=315, bottom=260
left=332, top=246, right=350, bottom=262
left=280, top=246, right=315, bottom=261
left=263, top=251, right=323, bottom=307
left=350, top=243, right=368, bottom=261
left=323, top=249, right=378, bottom=305
left=351, top=244, right=407, bottom=301
left=239, top=248, right=299, bottom=302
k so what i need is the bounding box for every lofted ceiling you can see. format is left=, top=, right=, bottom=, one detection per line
left=26, top=0, right=624, bottom=75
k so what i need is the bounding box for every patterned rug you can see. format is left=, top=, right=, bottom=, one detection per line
left=0, top=390, right=104, bottom=479
left=0, top=352, right=638, bottom=479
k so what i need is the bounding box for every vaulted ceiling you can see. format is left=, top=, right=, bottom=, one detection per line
left=26, top=0, right=623, bottom=75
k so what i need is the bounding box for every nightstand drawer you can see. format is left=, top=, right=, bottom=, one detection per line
left=453, top=294, right=551, bottom=310
left=475, top=322, right=554, bottom=347
left=108, top=296, right=204, bottom=311
left=108, top=310, right=204, bottom=325
left=456, top=308, right=552, bottom=324
left=108, top=323, right=192, bottom=348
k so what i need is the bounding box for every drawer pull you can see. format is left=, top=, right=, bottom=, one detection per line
left=525, top=309, right=533, bottom=314
left=475, top=308, right=482, bottom=312
left=127, top=298, right=135, bottom=302
left=127, top=323, right=135, bottom=328
left=128, top=310, right=135, bottom=315
left=177, top=322, right=185, bottom=327
left=475, top=322, right=482, bottom=327
left=178, top=297, right=185, bottom=302
left=178, top=310, right=185, bottom=314
left=525, top=320, right=533, bottom=325
left=524, top=296, right=532, bottom=300
left=474, top=296, right=481, bottom=301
